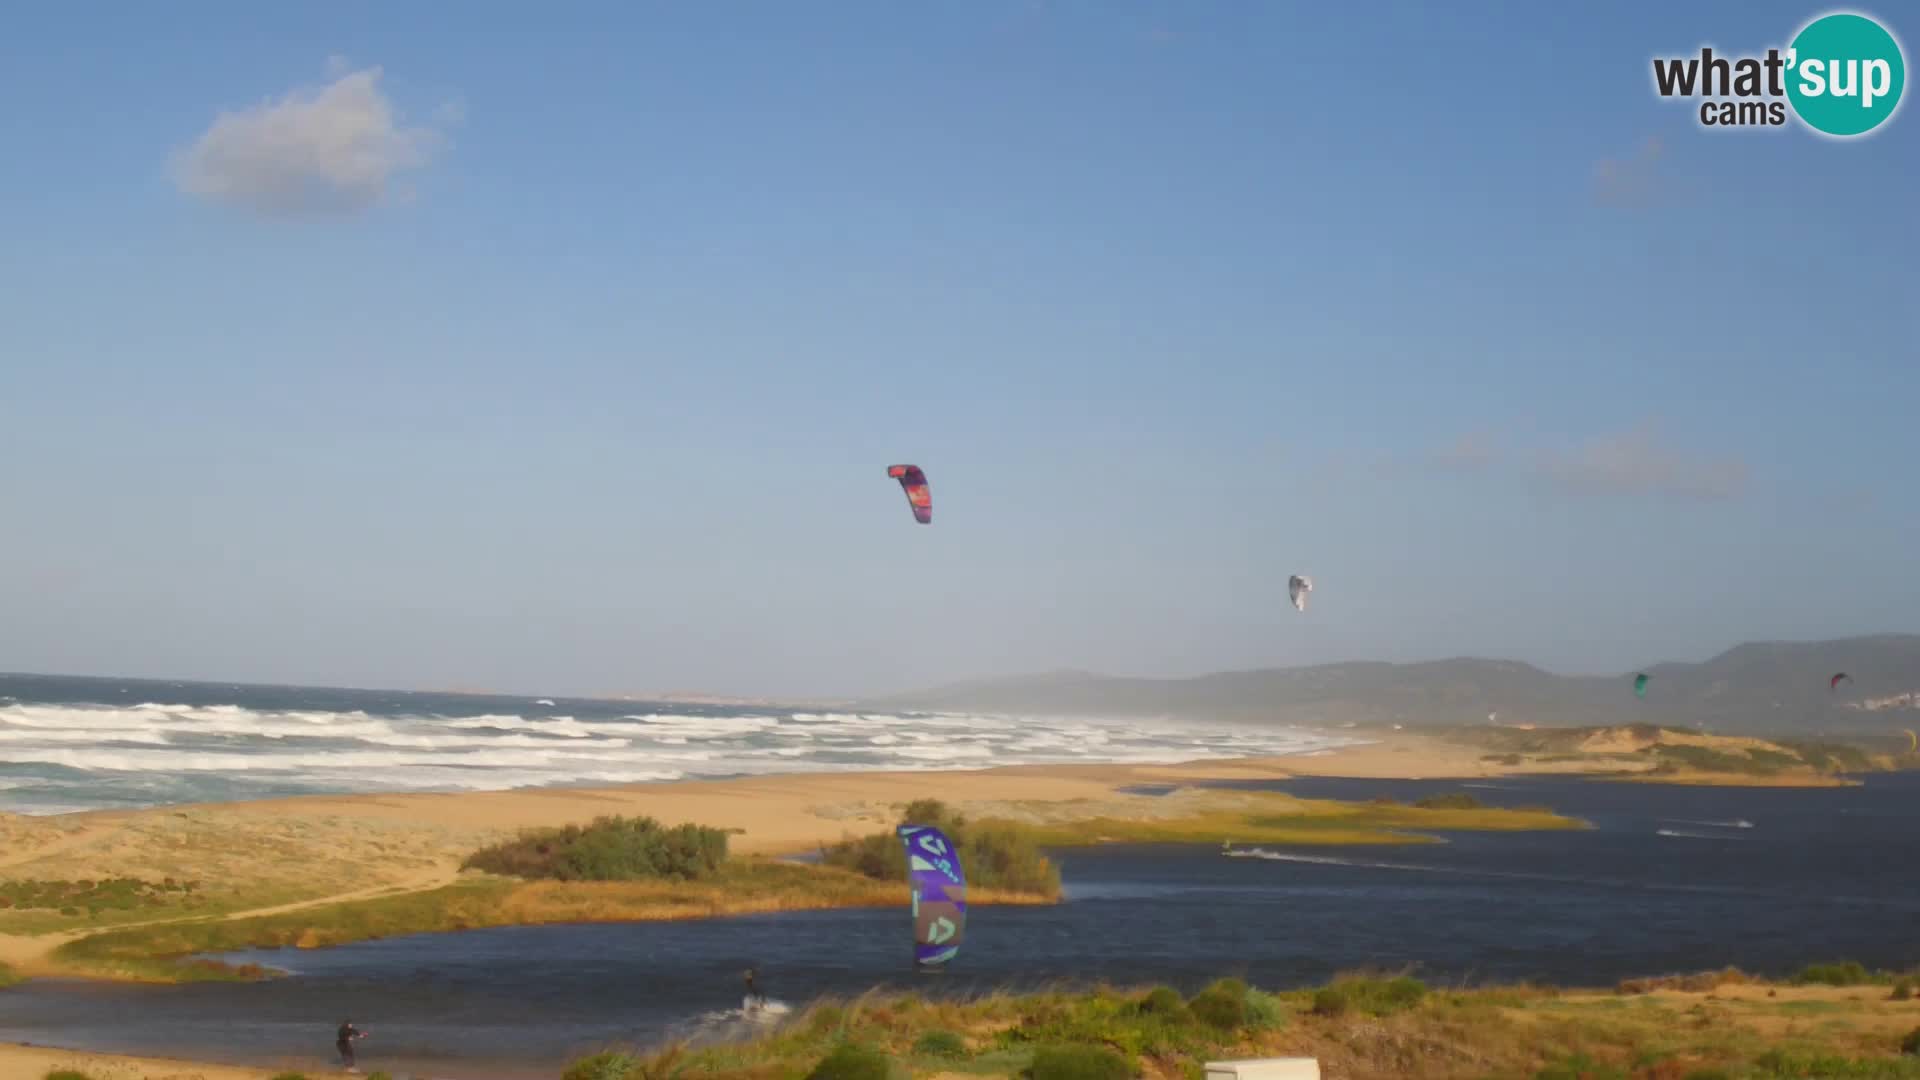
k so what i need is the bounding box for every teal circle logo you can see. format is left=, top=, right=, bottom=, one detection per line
left=1786, top=12, right=1906, bottom=137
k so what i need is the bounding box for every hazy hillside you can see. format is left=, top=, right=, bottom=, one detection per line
left=862, top=635, right=1920, bottom=735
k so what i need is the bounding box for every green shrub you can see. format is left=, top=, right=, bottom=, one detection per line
left=1905, top=1027, right=1920, bottom=1056
left=806, top=1043, right=893, bottom=1080
left=1136, top=985, right=1189, bottom=1017
left=1681, top=1070, right=1732, bottom=1080
left=44, top=1071, right=98, bottom=1080
left=912, top=1030, right=968, bottom=1059
left=562, top=1052, right=639, bottom=1080
left=1029, top=1044, right=1134, bottom=1080
left=1893, top=980, right=1914, bottom=1001
left=463, top=816, right=728, bottom=882
left=818, top=799, right=1060, bottom=895
left=268, top=1074, right=312, bottom=1080
left=1796, top=961, right=1874, bottom=987
left=1310, top=986, right=1350, bottom=1017
left=1243, top=988, right=1284, bottom=1030
left=1188, top=979, right=1250, bottom=1030
left=1413, top=792, right=1485, bottom=810
left=366, top=1073, right=393, bottom=1080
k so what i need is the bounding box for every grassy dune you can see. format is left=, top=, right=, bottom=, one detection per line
left=1448, top=724, right=1900, bottom=787
left=0, top=807, right=469, bottom=937
left=994, top=791, right=1584, bottom=848
left=571, top=971, right=1920, bottom=1080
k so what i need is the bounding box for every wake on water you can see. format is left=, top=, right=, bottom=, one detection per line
left=1661, top=818, right=1755, bottom=830
left=1656, top=828, right=1744, bottom=841
left=1219, top=847, right=1767, bottom=896
left=675, top=998, right=794, bottom=1043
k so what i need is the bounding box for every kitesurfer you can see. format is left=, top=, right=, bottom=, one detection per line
left=744, top=967, right=764, bottom=1010
left=336, top=1020, right=366, bottom=1070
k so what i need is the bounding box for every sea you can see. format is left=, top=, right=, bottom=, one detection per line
left=4, top=675, right=1920, bottom=1078
left=0, top=672, right=1351, bottom=815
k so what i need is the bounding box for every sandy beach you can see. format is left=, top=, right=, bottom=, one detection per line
left=0, top=1041, right=283, bottom=1080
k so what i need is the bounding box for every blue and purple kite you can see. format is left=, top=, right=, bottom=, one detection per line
left=897, top=823, right=966, bottom=968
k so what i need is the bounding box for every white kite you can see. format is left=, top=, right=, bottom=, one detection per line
left=1288, top=574, right=1313, bottom=613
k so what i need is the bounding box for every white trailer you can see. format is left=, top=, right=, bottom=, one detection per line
left=1204, top=1058, right=1322, bottom=1080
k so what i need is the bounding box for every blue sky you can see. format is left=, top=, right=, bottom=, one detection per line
left=0, top=2, right=1914, bottom=697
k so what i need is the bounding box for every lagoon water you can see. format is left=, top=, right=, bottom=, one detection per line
left=5, top=773, right=1919, bottom=1078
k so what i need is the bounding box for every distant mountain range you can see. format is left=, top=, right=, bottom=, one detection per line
left=858, top=635, right=1920, bottom=735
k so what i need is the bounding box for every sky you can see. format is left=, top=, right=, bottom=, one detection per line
left=0, top=2, right=1914, bottom=699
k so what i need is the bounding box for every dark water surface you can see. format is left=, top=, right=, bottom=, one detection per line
left=5, top=774, right=1918, bottom=1078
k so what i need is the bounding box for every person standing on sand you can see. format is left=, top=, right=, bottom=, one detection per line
left=336, top=1020, right=366, bottom=1070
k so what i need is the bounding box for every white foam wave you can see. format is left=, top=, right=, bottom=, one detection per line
left=0, top=698, right=1361, bottom=815
left=0, top=727, right=172, bottom=745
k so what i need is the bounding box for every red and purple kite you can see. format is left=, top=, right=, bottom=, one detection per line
left=887, top=465, right=931, bottom=524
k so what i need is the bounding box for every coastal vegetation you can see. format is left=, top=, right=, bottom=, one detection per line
left=562, top=969, right=1920, bottom=1080
left=462, top=815, right=732, bottom=882
left=819, top=799, right=1063, bottom=896
left=48, top=860, right=950, bottom=982
left=0, top=876, right=202, bottom=916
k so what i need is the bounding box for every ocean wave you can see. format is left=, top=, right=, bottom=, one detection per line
left=0, top=697, right=1361, bottom=815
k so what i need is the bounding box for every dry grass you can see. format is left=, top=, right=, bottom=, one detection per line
left=1001, top=789, right=1584, bottom=848
left=0, top=807, right=476, bottom=936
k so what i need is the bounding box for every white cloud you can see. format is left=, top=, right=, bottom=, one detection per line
left=1536, top=424, right=1749, bottom=502
left=171, top=64, right=450, bottom=217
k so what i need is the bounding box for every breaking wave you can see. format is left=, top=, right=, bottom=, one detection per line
left=0, top=694, right=1357, bottom=815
